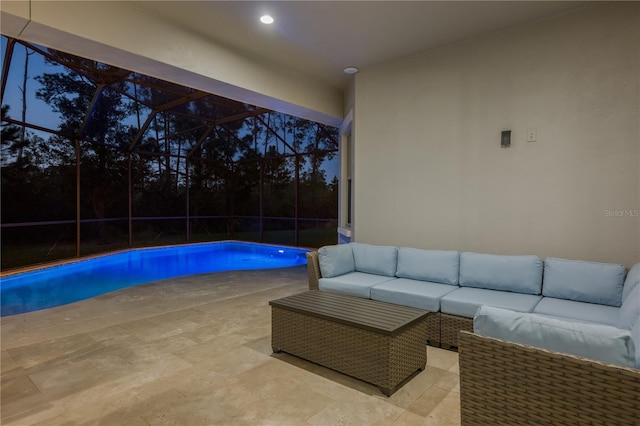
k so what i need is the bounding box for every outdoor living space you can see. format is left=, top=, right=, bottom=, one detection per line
left=1, top=266, right=460, bottom=425
left=1, top=1, right=639, bottom=424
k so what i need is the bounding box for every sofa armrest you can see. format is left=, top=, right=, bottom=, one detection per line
left=306, top=251, right=321, bottom=290
left=458, top=331, right=640, bottom=425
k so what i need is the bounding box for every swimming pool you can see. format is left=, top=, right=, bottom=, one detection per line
left=0, top=241, right=309, bottom=316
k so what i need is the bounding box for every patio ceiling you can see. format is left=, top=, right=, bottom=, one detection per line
left=132, top=1, right=592, bottom=89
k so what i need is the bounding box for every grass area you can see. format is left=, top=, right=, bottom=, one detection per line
left=1, top=228, right=337, bottom=271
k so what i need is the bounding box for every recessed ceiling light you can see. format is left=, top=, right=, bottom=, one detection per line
left=343, top=66, right=359, bottom=75
left=260, top=15, right=274, bottom=24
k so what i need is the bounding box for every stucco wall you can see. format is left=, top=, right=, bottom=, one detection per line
left=353, top=3, right=640, bottom=267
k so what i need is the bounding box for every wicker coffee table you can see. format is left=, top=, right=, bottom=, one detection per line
left=270, top=290, right=431, bottom=396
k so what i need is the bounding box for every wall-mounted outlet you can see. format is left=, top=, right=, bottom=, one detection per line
left=527, top=128, right=537, bottom=142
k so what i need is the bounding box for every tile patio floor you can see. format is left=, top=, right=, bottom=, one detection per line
left=1, top=266, right=460, bottom=425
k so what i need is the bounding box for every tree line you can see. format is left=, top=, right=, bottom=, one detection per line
left=1, top=40, right=339, bottom=249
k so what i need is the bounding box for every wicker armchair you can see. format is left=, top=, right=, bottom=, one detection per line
left=458, top=330, right=640, bottom=425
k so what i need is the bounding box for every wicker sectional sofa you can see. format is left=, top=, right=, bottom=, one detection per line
left=306, top=243, right=639, bottom=358
left=306, top=242, right=640, bottom=422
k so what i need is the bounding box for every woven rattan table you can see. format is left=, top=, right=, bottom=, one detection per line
left=269, top=291, right=431, bottom=396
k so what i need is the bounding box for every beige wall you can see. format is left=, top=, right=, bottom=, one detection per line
left=0, top=0, right=343, bottom=127
left=353, top=3, right=640, bottom=267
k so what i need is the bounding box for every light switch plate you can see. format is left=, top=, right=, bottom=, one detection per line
left=527, top=128, right=537, bottom=142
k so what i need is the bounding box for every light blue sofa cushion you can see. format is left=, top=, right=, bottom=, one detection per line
left=370, top=278, right=458, bottom=312
left=440, top=287, right=542, bottom=318
left=458, top=252, right=543, bottom=295
left=617, top=284, right=640, bottom=330
left=622, top=262, right=640, bottom=302
left=542, top=257, right=626, bottom=307
left=533, top=297, right=619, bottom=326
left=318, top=244, right=355, bottom=278
left=319, top=272, right=396, bottom=299
left=474, top=306, right=637, bottom=368
left=632, top=315, right=640, bottom=368
left=530, top=313, right=610, bottom=325
left=396, top=248, right=459, bottom=285
left=351, top=243, right=398, bottom=277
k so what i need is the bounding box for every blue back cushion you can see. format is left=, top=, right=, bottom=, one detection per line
left=617, top=284, right=640, bottom=330
left=622, top=262, right=640, bottom=302
left=351, top=242, right=398, bottom=277
left=543, top=257, right=626, bottom=307
left=475, top=305, right=637, bottom=368
left=632, top=315, right=640, bottom=368
left=459, top=252, right=543, bottom=295
left=318, top=244, right=355, bottom=278
left=396, top=248, right=459, bottom=285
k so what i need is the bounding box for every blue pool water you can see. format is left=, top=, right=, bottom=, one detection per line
left=0, top=242, right=308, bottom=316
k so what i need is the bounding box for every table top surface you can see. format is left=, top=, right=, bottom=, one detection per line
left=269, top=291, right=430, bottom=336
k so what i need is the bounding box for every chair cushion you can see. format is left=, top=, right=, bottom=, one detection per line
left=459, top=252, right=543, bottom=295
left=631, top=315, right=640, bottom=368
left=622, top=262, right=640, bottom=302
left=617, top=284, right=640, bottom=330
left=318, top=244, right=355, bottom=278
left=440, top=287, right=542, bottom=318
left=533, top=297, right=619, bottom=326
left=474, top=305, right=637, bottom=368
left=542, top=257, right=626, bottom=307
left=351, top=243, right=398, bottom=277
left=531, top=313, right=611, bottom=325
left=370, top=278, right=458, bottom=312
left=319, top=272, right=396, bottom=298
left=396, top=248, right=459, bottom=285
